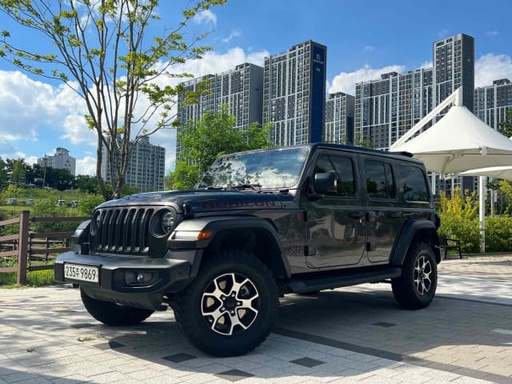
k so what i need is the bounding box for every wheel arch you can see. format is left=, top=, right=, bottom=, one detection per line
left=171, top=216, right=291, bottom=280
left=390, top=220, right=441, bottom=266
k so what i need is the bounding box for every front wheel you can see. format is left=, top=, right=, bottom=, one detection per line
left=80, top=288, right=154, bottom=326
left=392, top=242, right=437, bottom=310
left=174, top=250, right=279, bottom=357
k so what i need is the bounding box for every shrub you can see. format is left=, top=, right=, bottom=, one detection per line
left=485, top=216, right=512, bottom=253
left=438, top=215, right=480, bottom=253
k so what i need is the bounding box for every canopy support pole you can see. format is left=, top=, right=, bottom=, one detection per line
left=479, top=176, right=486, bottom=253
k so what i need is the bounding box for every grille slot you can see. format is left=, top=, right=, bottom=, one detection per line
left=94, top=207, right=155, bottom=254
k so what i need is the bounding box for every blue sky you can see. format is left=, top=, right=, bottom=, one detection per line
left=1, top=0, right=511, bottom=176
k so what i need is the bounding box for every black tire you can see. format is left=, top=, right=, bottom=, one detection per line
left=392, top=242, right=437, bottom=310
left=174, top=249, right=279, bottom=357
left=80, top=288, right=154, bottom=326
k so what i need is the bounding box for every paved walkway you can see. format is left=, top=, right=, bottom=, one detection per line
left=1, top=255, right=512, bottom=384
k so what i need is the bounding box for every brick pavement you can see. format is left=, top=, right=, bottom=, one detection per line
left=1, top=255, right=511, bottom=383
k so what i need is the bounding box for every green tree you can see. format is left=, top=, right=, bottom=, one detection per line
left=0, top=157, right=8, bottom=188
left=0, top=0, right=226, bottom=200
left=498, top=109, right=512, bottom=138
left=9, top=159, right=26, bottom=187
left=75, top=175, right=100, bottom=194
left=169, top=106, right=274, bottom=190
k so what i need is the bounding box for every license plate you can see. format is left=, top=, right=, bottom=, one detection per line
left=64, top=263, right=99, bottom=283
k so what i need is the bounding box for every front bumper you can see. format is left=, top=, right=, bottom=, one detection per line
left=55, top=249, right=200, bottom=310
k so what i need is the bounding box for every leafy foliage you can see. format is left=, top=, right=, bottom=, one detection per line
left=439, top=187, right=478, bottom=220
left=78, top=194, right=105, bottom=216
left=498, top=108, right=512, bottom=138
left=485, top=216, right=512, bottom=252
left=438, top=187, right=480, bottom=252
left=169, top=105, right=274, bottom=190
left=438, top=186, right=512, bottom=253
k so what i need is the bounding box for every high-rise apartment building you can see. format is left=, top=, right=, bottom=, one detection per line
left=354, top=33, right=474, bottom=151
left=474, top=79, right=512, bottom=130
left=176, top=63, right=264, bottom=159
left=324, top=92, right=355, bottom=145
left=37, top=147, right=76, bottom=176
left=354, top=68, right=433, bottom=149
left=433, top=33, right=475, bottom=112
left=101, top=137, right=165, bottom=192
left=262, top=40, right=326, bottom=146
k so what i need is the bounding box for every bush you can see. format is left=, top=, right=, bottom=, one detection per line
left=439, top=215, right=480, bottom=253
left=0, top=269, right=55, bottom=287
left=78, top=194, right=105, bottom=216
left=485, top=216, right=512, bottom=253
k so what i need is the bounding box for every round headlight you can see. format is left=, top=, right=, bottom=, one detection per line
left=161, top=210, right=175, bottom=234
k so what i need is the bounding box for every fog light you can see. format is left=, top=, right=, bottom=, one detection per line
left=125, top=271, right=154, bottom=286
left=136, top=273, right=145, bottom=283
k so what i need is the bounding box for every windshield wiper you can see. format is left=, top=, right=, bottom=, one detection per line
left=231, top=183, right=262, bottom=191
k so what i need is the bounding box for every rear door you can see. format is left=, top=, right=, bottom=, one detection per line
left=361, top=155, right=402, bottom=263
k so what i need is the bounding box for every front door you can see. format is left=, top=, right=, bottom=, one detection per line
left=303, top=151, right=366, bottom=269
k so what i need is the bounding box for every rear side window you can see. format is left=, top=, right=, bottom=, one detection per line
left=364, top=160, right=396, bottom=199
left=397, top=165, right=430, bottom=202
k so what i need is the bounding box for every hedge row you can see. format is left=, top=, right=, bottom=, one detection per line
left=439, top=215, right=512, bottom=253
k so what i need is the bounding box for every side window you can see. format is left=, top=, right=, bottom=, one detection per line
left=398, top=165, right=430, bottom=202
left=364, top=160, right=396, bottom=199
left=314, top=154, right=355, bottom=197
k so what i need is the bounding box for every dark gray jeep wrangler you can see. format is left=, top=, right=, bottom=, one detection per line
left=55, top=143, right=441, bottom=357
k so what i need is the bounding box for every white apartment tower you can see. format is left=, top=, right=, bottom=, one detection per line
left=262, top=40, right=326, bottom=146
left=176, top=63, right=264, bottom=159
left=37, top=147, right=76, bottom=176
left=354, top=68, right=433, bottom=149
left=324, top=92, right=355, bottom=145
left=474, top=79, right=512, bottom=129
left=101, top=137, right=165, bottom=192
left=354, top=33, right=474, bottom=150
left=433, top=33, right=475, bottom=112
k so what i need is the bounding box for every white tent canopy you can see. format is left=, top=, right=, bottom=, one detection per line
left=389, top=87, right=512, bottom=253
left=460, top=166, right=512, bottom=180
left=390, top=105, right=512, bottom=175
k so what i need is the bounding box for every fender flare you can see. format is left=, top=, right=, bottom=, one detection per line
left=168, top=216, right=291, bottom=279
left=390, top=219, right=441, bottom=266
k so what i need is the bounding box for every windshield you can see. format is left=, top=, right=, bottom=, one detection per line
left=198, top=147, right=310, bottom=190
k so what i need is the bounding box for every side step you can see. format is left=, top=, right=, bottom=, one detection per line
left=286, top=267, right=402, bottom=294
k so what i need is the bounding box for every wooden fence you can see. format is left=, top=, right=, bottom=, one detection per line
left=0, top=211, right=88, bottom=285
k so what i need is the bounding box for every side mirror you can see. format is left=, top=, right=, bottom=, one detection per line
left=314, top=172, right=337, bottom=194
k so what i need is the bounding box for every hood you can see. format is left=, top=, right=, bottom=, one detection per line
left=97, top=189, right=294, bottom=213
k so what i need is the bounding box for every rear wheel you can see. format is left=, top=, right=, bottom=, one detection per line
left=80, top=288, right=154, bottom=326
left=174, top=249, right=279, bottom=357
left=392, top=242, right=437, bottom=309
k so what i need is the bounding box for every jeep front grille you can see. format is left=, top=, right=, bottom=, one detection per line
left=92, top=208, right=155, bottom=254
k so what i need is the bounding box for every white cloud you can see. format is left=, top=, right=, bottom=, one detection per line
left=0, top=71, right=90, bottom=145
left=193, top=10, right=217, bottom=26
left=475, top=53, right=512, bottom=87
left=222, top=29, right=242, bottom=43
left=328, top=64, right=405, bottom=95
left=486, top=31, right=499, bottom=37
left=363, top=46, right=374, bottom=52
left=24, top=156, right=38, bottom=166
left=174, top=47, right=267, bottom=76
left=76, top=156, right=97, bottom=176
